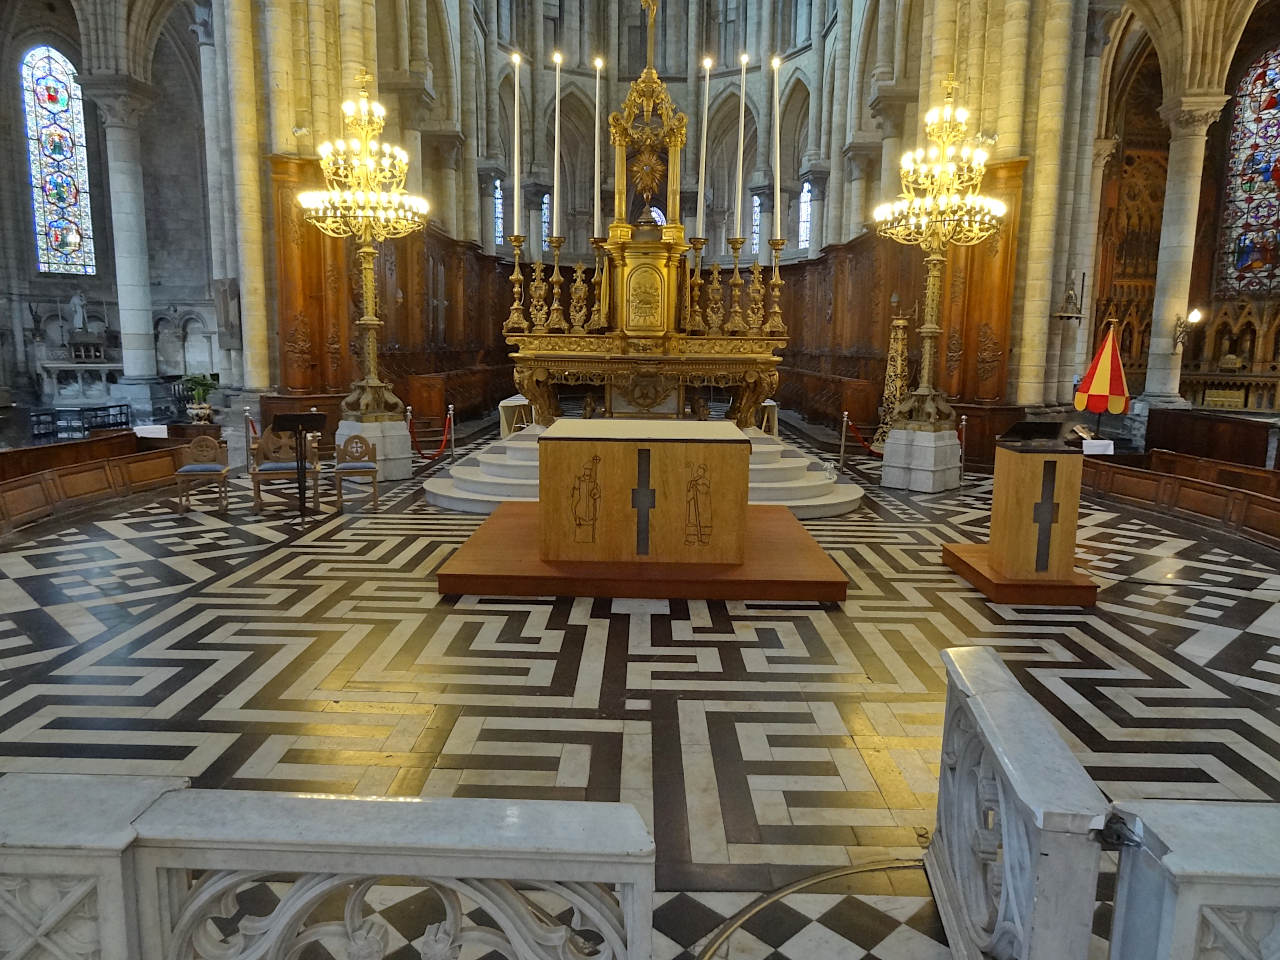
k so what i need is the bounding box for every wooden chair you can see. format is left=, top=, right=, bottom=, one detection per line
left=334, top=433, right=378, bottom=511
left=175, top=436, right=231, bottom=513
left=249, top=426, right=320, bottom=513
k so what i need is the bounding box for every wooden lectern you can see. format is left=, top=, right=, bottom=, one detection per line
left=943, top=422, right=1097, bottom=605
left=538, top=419, right=749, bottom=563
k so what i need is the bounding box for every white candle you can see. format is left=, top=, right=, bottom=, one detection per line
left=697, top=56, right=712, bottom=239
left=593, top=56, right=603, bottom=238
left=734, top=53, right=748, bottom=239
left=512, top=52, right=521, bottom=237
left=772, top=56, right=781, bottom=241
left=552, top=51, right=562, bottom=238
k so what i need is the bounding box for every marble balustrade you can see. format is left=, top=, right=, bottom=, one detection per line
left=0, top=774, right=655, bottom=960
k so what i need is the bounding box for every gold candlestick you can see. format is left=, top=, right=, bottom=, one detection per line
left=547, top=236, right=567, bottom=332
left=873, top=299, right=912, bottom=449
left=569, top=263, right=589, bottom=333
left=504, top=234, right=528, bottom=333
left=687, top=237, right=707, bottom=334
left=725, top=237, right=747, bottom=334
left=587, top=237, right=607, bottom=332
left=764, top=237, right=786, bottom=335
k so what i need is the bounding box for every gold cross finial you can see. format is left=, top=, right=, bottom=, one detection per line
left=941, top=73, right=960, bottom=99
left=641, top=0, right=659, bottom=68
left=354, top=69, right=374, bottom=93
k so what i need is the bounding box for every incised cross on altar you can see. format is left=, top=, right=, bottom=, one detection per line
left=631, top=448, right=656, bottom=555
left=1031, top=460, right=1060, bottom=573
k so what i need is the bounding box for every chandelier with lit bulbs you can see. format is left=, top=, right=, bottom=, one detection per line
left=873, top=76, right=1005, bottom=429
left=299, top=71, right=429, bottom=421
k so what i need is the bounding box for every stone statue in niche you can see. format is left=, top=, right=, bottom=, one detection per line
left=68, top=291, right=86, bottom=331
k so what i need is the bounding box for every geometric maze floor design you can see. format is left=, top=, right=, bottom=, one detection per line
left=4, top=432, right=1280, bottom=958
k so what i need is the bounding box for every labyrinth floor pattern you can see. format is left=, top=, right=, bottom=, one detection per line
left=3, top=436, right=1280, bottom=959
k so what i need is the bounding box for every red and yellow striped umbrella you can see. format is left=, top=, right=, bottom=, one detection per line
left=1074, top=322, right=1130, bottom=415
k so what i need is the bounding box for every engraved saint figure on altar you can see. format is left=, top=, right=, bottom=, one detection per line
left=685, top=463, right=712, bottom=545
left=570, top=456, right=602, bottom=543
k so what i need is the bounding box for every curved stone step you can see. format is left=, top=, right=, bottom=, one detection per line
left=747, top=473, right=840, bottom=502
left=746, top=457, right=812, bottom=483
left=771, top=485, right=866, bottom=519
left=475, top=452, right=541, bottom=479
left=422, top=476, right=534, bottom=514
left=451, top=464, right=539, bottom=498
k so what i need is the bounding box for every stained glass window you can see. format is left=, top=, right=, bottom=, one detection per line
left=493, top=179, right=504, bottom=247
left=541, top=193, right=551, bottom=251
left=1217, top=44, right=1280, bottom=296
left=798, top=181, right=812, bottom=249
left=751, top=195, right=761, bottom=254
left=22, top=45, right=95, bottom=275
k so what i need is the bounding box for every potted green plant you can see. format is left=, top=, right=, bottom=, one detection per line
left=182, top=374, right=218, bottom=424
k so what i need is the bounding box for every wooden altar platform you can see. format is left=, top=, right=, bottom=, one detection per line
left=436, top=502, right=848, bottom=601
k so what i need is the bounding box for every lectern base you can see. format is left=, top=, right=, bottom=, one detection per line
left=881, top=428, right=962, bottom=492
left=942, top=542, right=1098, bottom=606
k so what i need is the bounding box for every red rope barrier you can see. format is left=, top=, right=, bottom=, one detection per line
left=408, top=410, right=452, bottom=461
left=246, top=415, right=259, bottom=437
left=846, top=419, right=882, bottom=458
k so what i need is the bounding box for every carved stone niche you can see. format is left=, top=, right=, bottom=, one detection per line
left=928, top=646, right=1108, bottom=960
left=1109, top=800, right=1280, bottom=960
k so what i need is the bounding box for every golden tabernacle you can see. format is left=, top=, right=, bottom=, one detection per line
left=538, top=419, right=749, bottom=564
left=502, top=0, right=788, bottom=428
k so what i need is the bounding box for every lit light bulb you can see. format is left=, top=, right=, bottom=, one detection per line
left=772, top=56, right=781, bottom=69
left=553, top=51, right=563, bottom=65
left=740, top=53, right=749, bottom=65
left=595, top=56, right=605, bottom=70
left=703, top=56, right=713, bottom=70
left=512, top=52, right=521, bottom=65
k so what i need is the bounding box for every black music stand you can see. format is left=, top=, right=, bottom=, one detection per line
left=270, top=412, right=327, bottom=523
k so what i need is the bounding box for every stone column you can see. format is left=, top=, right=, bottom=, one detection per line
left=875, top=0, right=896, bottom=82
left=410, top=0, right=430, bottom=75
left=265, top=0, right=297, bottom=153
left=824, top=2, right=852, bottom=244
left=1058, top=13, right=1111, bottom=403
left=1141, top=96, right=1227, bottom=405
left=844, top=147, right=873, bottom=235
left=457, top=19, right=480, bottom=245
left=483, top=0, right=500, bottom=162
left=870, top=95, right=905, bottom=200
left=307, top=0, right=335, bottom=143
left=995, top=0, right=1030, bottom=159
left=191, top=3, right=226, bottom=282
left=191, top=2, right=235, bottom=389
left=225, top=0, right=271, bottom=392
left=81, top=77, right=158, bottom=381
left=1010, top=0, right=1072, bottom=407
left=930, top=0, right=958, bottom=95
left=340, top=0, right=367, bottom=91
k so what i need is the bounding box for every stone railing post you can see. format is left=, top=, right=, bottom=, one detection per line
left=928, top=646, right=1108, bottom=960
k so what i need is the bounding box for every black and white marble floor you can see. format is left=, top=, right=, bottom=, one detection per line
left=3, top=430, right=1280, bottom=959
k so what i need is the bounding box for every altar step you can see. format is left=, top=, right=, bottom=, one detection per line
left=422, top=426, right=865, bottom=519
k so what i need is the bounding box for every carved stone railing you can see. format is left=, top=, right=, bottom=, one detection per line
left=1109, top=800, right=1280, bottom=960
left=0, top=775, right=654, bottom=960
left=928, top=646, right=1109, bottom=960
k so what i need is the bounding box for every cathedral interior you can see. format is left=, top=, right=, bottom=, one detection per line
left=2, top=0, right=1280, bottom=958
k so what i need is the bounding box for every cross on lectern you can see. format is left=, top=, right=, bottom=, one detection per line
left=1031, top=461, right=1060, bottom=573
left=632, top=448, right=656, bottom=555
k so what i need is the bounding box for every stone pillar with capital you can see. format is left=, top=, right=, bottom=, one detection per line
left=869, top=89, right=909, bottom=201
left=1140, top=96, right=1228, bottom=406
left=80, top=77, right=160, bottom=387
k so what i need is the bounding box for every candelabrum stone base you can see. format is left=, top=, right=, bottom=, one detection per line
left=336, top=417, right=413, bottom=482
left=880, top=427, right=962, bottom=493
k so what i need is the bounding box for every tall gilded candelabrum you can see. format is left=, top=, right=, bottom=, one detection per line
left=298, top=72, right=429, bottom=421
left=873, top=76, right=1005, bottom=429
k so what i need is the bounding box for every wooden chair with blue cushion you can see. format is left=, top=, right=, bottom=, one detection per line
left=175, top=435, right=231, bottom=513
left=250, top=426, right=320, bottom=513
left=334, top=433, right=379, bottom=511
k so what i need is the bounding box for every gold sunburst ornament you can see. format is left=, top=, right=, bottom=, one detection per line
left=298, top=71, right=429, bottom=421
left=629, top=146, right=666, bottom=205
